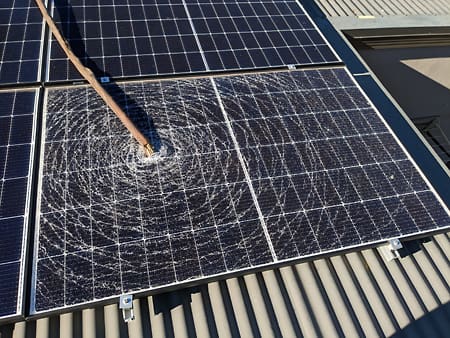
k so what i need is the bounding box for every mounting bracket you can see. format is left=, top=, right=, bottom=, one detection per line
left=380, top=238, right=403, bottom=261
left=119, top=294, right=135, bottom=322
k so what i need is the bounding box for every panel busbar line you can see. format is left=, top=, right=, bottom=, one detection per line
left=0, top=89, right=39, bottom=320
left=45, top=0, right=339, bottom=82
left=0, top=0, right=44, bottom=85
left=31, top=68, right=450, bottom=315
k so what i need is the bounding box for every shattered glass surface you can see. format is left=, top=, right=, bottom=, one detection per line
left=32, top=68, right=450, bottom=313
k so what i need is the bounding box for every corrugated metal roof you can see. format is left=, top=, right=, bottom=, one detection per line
left=1, top=232, right=448, bottom=338
left=317, top=0, right=450, bottom=17
left=316, top=0, right=450, bottom=30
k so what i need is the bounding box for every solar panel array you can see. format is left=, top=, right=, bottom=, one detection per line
left=1, top=0, right=342, bottom=320
left=31, top=69, right=450, bottom=313
left=0, top=89, right=38, bottom=320
left=0, top=0, right=448, bottom=321
left=0, top=1, right=43, bottom=85
left=46, top=0, right=339, bottom=82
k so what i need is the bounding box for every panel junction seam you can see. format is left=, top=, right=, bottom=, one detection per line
left=210, top=78, right=278, bottom=262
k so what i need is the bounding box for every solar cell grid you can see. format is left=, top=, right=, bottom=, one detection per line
left=31, top=68, right=450, bottom=314
left=0, top=89, right=38, bottom=320
left=186, top=0, right=339, bottom=70
left=47, top=0, right=206, bottom=81
left=0, top=0, right=43, bottom=84
left=46, top=0, right=339, bottom=82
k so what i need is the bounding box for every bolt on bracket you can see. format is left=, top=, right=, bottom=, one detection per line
left=119, top=294, right=135, bottom=322
left=380, top=238, right=403, bottom=261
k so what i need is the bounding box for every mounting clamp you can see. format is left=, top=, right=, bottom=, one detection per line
left=380, top=238, right=403, bottom=261
left=119, top=294, right=135, bottom=322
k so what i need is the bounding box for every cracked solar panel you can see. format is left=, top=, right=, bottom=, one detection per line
left=31, top=68, right=450, bottom=314
left=214, top=68, right=450, bottom=259
left=32, top=77, right=273, bottom=313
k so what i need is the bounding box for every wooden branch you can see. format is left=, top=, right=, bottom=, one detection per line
left=35, top=0, right=154, bottom=156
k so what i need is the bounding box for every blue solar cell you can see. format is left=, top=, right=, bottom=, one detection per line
left=378, top=162, right=412, bottom=195
left=287, top=212, right=320, bottom=256
left=146, top=236, right=177, bottom=287
left=345, top=202, right=381, bottom=242
left=0, top=118, right=11, bottom=146
left=92, top=245, right=121, bottom=300
left=0, top=262, right=21, bottom=317
left=346, top=166, right=378, bottom=200
left=33, top=256, right=65, bottom=312
left=418, top=191, right=450, bottom=226
left=402, top=194, right=436, bottom=232
left=185, top=188, right=216, bottom=228
left=365, top=199, right=401, bottom=238
left=0, top=93, right=15, bottom=117
left=37, top=212, right=65, bottom=259
left=218, top=223, right=251, bottom=270
left=120, top=241, right=149, bottom=292
left=241, top=219, right=273, bottom=265
left=194, top=227, right=227, bottom=275
left=265, top=215, right=297, bottom=259
left=5, top=145, right=31, bottom=179
left=9, top=115, right=34, bottom=144
left=171, top=231, right=202, bottom=280
left=1, top=177, right=27, bottom=217
left=0, top=218, right=24, bottom=264
left=307, top=209, right=340, bottom=251
left=327, top=206, right=360, bottom=247
left=383, top=197, right=419, bottom=234
left=65, top=251, right=93, bottom=306
left=363, top=164, right=396, bottom=198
